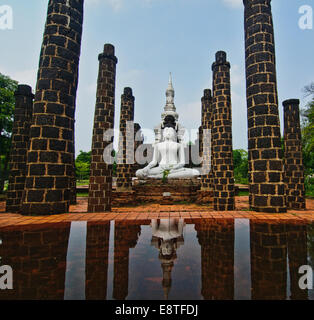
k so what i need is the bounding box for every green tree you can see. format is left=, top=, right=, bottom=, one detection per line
left=0, top=73, right=18, bottom=193
left=75, top=150, right=91, bottom=181
left=233, top=149, right=248, bottom=184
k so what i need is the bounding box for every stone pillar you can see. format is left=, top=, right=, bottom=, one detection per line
left=200, top=89, right=213, bottom=191
left=211, top=51, right=235, bottom=211
left=243, top=0, right=286, bottom=213
left=195, top=219, right=234, bottom=300
left=283, top=99, right=306, bottom=210
left=21, top=0, right=84, bottom=215
left=6, top=85, right=34, bottom=213
left=85, top=222, right=110, bottom=300
left=250, top=221, right=287, bottom=299
left=113, top=222, right=141, bottom=300
left=88, top=44, right=118, bottom=212
left=116, top=88, right=135, bottom=190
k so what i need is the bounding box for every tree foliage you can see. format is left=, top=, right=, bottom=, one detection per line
left=233, top=149, right=248, bottom=184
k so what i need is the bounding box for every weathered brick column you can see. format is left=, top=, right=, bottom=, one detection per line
left=243, top=0, right=286, bottom=213
left=6, top=85, right=34, bottom=213
left=116, top=88, right=135, bottom=190
left=195, top=219, right=234, bottom=300
left=85, top=222, right=110, bottom=299
left=200, top=89, right=213, bottom=191
left=88, top=44, right=118, bottom=212
left=113, top=221, right=141, bottom=300
left=250, top=221, right=287, bottom=299
left=21, top=0, right=84, bottom=215
left=283, top=99, right=306, bottom=210
left=211, top=51, right=235, bottom=211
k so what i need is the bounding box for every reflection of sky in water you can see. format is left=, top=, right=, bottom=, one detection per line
left=0, top=218, right=313, bottom=300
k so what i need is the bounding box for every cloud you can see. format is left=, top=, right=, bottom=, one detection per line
left=0, top=66, right=37, bottom=89
left=85, top=0, right=124, bottom=11
left=222, top=0, right=242, bottom=9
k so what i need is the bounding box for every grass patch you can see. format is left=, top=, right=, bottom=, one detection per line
left=237, top=191, right=249, bottom=197
left=77, top=192, right=88, bottom=197
left=76, top=180, right=89, bottom=186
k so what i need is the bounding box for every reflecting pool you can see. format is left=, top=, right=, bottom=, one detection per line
left=0, top=218, right=313, bottom=300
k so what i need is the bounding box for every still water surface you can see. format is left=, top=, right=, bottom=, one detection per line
left=0, top=218, right=313, bottom=300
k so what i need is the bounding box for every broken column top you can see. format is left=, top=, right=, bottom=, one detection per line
left=98, top=43, right=118, bottom=63
left=212, top=51, right=230, bottom=70
left=15, top=84, right=34, bottom=97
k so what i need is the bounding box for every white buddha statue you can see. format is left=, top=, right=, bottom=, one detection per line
left=136, top=126, right=199, bottom=179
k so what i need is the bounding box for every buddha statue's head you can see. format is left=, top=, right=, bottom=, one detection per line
left=163, top=127, right=177, bottom=142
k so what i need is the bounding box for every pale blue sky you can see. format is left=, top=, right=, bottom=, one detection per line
left=1, top=0, right=313, bottom=154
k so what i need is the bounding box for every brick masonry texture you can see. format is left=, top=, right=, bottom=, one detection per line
left=243, top=0, right=286, bottom=213
left=211, top=51, right=235, bottom=211
left=116, top=88, right=135, bottom=190
left=283, top=99, right=306, bottom=210
left=6, top=85, right=34, bottom=213
left=200, top=89, right=213, bottom=193
left=20, top=0, right=84, bottom=215
left=88, top=44, right=118, bottom=212
left=195, top=219, right=234, bottom=299
left=113, top=221, right=141, bottom=299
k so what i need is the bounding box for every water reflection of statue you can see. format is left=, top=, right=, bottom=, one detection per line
left=136, top=126, right=199, bottom=179
left=151, top=219, right=185, bottom=299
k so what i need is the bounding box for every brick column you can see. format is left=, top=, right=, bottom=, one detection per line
left=21, top=0, right=84, bottom=215
left=195, top=219, right=234, bottom=300
left=200, top=89, right=213, bottom=191
left=88, top=44, right=118, bottom=212
left=113, top=222, right=141, bottom=300
left=243, top=0, right=286, bottom=213
left=6, top=85, right=34, bottom=213
left=211, top=51, right=235, bottom=211
left=116, top=88, right=135, bottom=190
left=283, top=99, right=306, bottom=210
left=250, top=221, right=287, bottom=299
left=85, top=222, right=110, bottom=299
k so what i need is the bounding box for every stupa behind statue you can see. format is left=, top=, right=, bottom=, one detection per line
left=136, top=74, right=199, bottom=180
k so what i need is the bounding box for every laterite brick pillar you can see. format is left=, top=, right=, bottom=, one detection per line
left=116, top=88, right=135, bottom=190
left=200, top=89, right=213, bottom=191
left=283, top=99, right=306, bottom=210
left=85, top=222, right=110, bottom=299
left=88, top=44, right=118, bottom=212
left=211, top=51, right=235, bottom=211
left=250, top=221, right=287, bottom=299
left=21, top=0, right=84, bottom=215
left=243, top=0, right=286, bottom=213
left=113, top=222, right=141, bottom=300
left=6, top=85, right=34, bottom=213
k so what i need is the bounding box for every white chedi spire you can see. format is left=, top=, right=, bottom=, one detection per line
left=163, top=72, right=178, bottom=120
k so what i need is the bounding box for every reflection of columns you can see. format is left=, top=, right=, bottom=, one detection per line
left=211, top=52, right=235, bottom=211
left=6, top=85, right=34, bottom=213
left=243, top=0, right=286, bottom=213
left=287, top=223, right=308, bottom=300
left=200, top=89, right=213, bottom=192
left=116, top=88, right=135, bottom=190
left=195, top=219, right=234, bottom=299
left=21, top=0, right=84, bottom=215
left=0, top=223, right=70, bottom=299
left=88, top=44, right=118, bottom=212
left=113, top=222, right=141, bottom=300
left=85, top=222, right=110, bottom=300
left=250, top=221, right=287, bottom=300
left=283, top=99, right=306, bottom=210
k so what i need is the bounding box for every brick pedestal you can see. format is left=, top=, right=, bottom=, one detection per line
left=283, top=99, right=306, bottom=210
left=200, top=89, right=213, bottom=193
left=6, top=85, right=34, bottom=213
left=211, top=51, right=235, bottom=211
left=21, top=0, right=84, bottom=215
left=116, top=88, right=135, bottom=191
left=88, top=44, right=118, bottom=212
left=243, top=0, right=286, bottom=213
